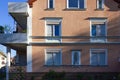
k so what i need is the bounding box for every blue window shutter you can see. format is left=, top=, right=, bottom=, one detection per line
left=69, top=0, right=78, bottom=8
left=79, top=0, right=84, bottom=9
left=55, top=25, right=60, bottom=36
left=49, top=0, right=53, bottom=8
left=92, top=25, right=96, bottom=36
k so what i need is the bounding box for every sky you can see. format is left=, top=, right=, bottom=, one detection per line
left=0, top=0, right=28, bottom=57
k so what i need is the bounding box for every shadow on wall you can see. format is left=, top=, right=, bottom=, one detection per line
left=105, top=0, right=120, bottom=11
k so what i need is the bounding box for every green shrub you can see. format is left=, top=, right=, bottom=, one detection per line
left=42, top=70, right=66, bottom=80
left=117, top=74, right=120, bottom=80
left=77, top=73, right=84, bottom=80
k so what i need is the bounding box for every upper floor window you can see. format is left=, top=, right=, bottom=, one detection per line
left=90, top=49, right=107, bottom=66
left=90, top=18, right=107, bottom=42
left=45, top=49, right=62, bottom=66
left=67, top=0, right=86, bottom=9
left=97, top=0, right=104, bottom=9
left=72, top=51, right=81, bottom=65
left=45, top=18, right=62, bottom=42
left=48, top=0, right=54, bottom=9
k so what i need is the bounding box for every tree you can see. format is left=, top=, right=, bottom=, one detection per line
left=114, top=0, right=120, bottom=8
left=0, top=26, right=4, bottom=33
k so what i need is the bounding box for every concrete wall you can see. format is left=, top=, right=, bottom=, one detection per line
left=0, top=33, right=27, bottom=44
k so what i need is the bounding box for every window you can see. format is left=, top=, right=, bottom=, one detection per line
left=48, top=0, right=54, bottom=9
left=47, top=24, right=60, bottom=37
left=45, top=49, right=62, bottom=65
left=67, top=0, right=86, bottom=9
left=72, top=51, right=81, bottom=65
left=90, top=18, right=107, bottom=42
left=97, top=0, right=104, bottom=9
left=45, top=18, right=62, bottom=42
left=90, top=49, right=107, bottom=66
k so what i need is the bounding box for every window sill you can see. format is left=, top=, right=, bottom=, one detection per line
left=95, top=8, right=104, bottom=11
left=63, top=8, right=87, bottom=11
left=44, top=65, right=108, bottom=67
left=90, top=65, right=108, bottom=67
left=44, top=65, right=62, bottom=67
left=45, top=8, right=55, bottom=11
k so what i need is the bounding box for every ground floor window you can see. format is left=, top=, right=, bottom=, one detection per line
left=90, top=49, right=107, bottom=66
left=45, top=49, right=62, bottom=65
left=72, top=51, right=81, bottom=65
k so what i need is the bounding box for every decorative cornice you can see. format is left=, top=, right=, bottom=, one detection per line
left=28, top=0, right=37, bottom=7
left=114, top=0, right=120, bottom=8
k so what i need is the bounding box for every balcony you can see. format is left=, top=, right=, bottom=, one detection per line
left=8, top=2, right=29, bottom=29
left=0, top=33, right=27, bottom=44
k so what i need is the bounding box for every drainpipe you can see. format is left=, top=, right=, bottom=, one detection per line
left=6, top=47, right=11, bottom=80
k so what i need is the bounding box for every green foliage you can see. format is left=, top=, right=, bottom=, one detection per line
left=0, top=72, right=6, bottom=79
left=31, top=76, right=35, bottom=80
left=42, top=70, right=66, bottom=80
left=87, top=76, right=93, bottom=80
left=0, top=26, right=4, bottom=33
left=22, top=29, right=27, bottom=33
left=11, top=67, right=25, bottom=80
left=117, top=74, right=120, bottom=80
left=77, top=73, right=84, bottom=80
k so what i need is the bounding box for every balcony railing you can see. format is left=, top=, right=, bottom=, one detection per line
left=30, top=36, right=120, bottom=44
left=0, top=33, right=27, bottom=44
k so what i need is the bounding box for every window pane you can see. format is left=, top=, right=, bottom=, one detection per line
left=49, top=0, right=53, bottom=8
left=72, top=51, right=80, bottom=65
left=79, top=0, right=84, bottom=9
left=98, top=0, right=102, bottom=9
left=99, top=53, right=105, bottom=65
left=47, top=25, right=53, bottom=36
left=55, top=25, right=60, bottom=36
left=91, top=53, right=98, bottom=65
left=92, top=25, right=96, bottom=36
left=54, top=52, right=61, bottom=65
left=69, top=0, right=78, bottom=8
left=46, top=52, right=53, bottom=65
left=100, top=24, right=105, bottom=36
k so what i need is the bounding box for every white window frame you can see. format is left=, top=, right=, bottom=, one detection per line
left=90, top=49, right=107, bottom=66
left=45, top=49, right=62, bottom=65
left=48, top=0, right=55, bottom=9
left=97, top=0, right=104, bottom=9
left=72, top=51, right=81, bottom=65
left=90, top=18, right=107, bottom=42
left=45, top=18, right=62, bottom=43
left=67, top=0, right=87, bottom=9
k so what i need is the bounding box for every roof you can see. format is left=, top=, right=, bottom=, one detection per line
left=0, top=52, right=6, bottom=57
left=28, top=0, right=37, bottom=7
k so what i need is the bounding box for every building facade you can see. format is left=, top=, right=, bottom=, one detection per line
left=29, top=0, right=120, bottom=73
left=5, top=0, right=120, bottom=76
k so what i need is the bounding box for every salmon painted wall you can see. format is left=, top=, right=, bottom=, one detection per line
left=31, top=0, right=120, bottom=72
